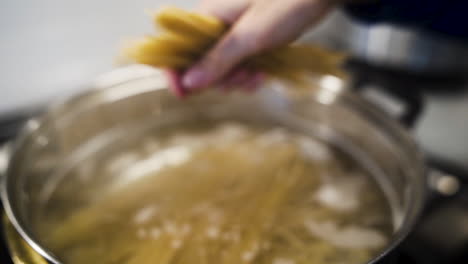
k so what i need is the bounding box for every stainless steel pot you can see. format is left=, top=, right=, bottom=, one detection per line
left=0, top=65, right=426, bottom=263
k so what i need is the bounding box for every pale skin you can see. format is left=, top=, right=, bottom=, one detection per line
left=169, top=0, right=346, bottom=94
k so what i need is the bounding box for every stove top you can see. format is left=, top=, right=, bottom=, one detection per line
left=1, top=63, right=468, bottom=264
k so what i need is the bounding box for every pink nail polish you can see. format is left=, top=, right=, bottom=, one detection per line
left=165, top=69, right=186, bottom=98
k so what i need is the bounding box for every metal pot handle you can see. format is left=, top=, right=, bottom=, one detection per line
left=356, top=83, right=422, bottom=128
left=345, top=60, right=424, bottom=128
left=342, top=62, right=468, bottom=200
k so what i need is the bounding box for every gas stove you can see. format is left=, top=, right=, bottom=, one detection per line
left=1, top=62, right=468, bottom=264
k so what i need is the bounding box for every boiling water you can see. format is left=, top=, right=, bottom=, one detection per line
left=37, top=122, right=393, bottom=264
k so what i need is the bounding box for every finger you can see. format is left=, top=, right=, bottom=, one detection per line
left=224, top=69, right=251, bottom=87
left=164, top=69, right=187, bottom=98
left=198, top=0, right=251, bottom=23
left=180, top=11, right=265, bottom=91
left=217, top=69, right=251, bottom=92
left=220, top=70, right=263, bottom=93
left=242, top=72, right=266, bottom=93
left=218, top=83, right=236, bottom=93
left=182, top=0, right=335, bottom=91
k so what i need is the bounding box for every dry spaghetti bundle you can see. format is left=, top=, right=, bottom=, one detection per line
left=124, top=7, right=346, bottom=85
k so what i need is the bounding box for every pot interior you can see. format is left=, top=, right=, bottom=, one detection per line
left=4, top=69, right=426, bottom=264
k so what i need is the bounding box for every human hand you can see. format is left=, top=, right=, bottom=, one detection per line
left=176, top=0, right=340, bottom=93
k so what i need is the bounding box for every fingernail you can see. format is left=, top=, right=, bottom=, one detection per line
left=182, top=68, right=207, bottom=90
left=244, top=73, right=266, bottom=93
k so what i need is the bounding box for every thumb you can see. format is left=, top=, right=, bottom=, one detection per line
left=182, top=0, right=335, bottom=91
left=181, top=16, right=263, bottom=91
left=198, top=0, right=251, bottom=23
